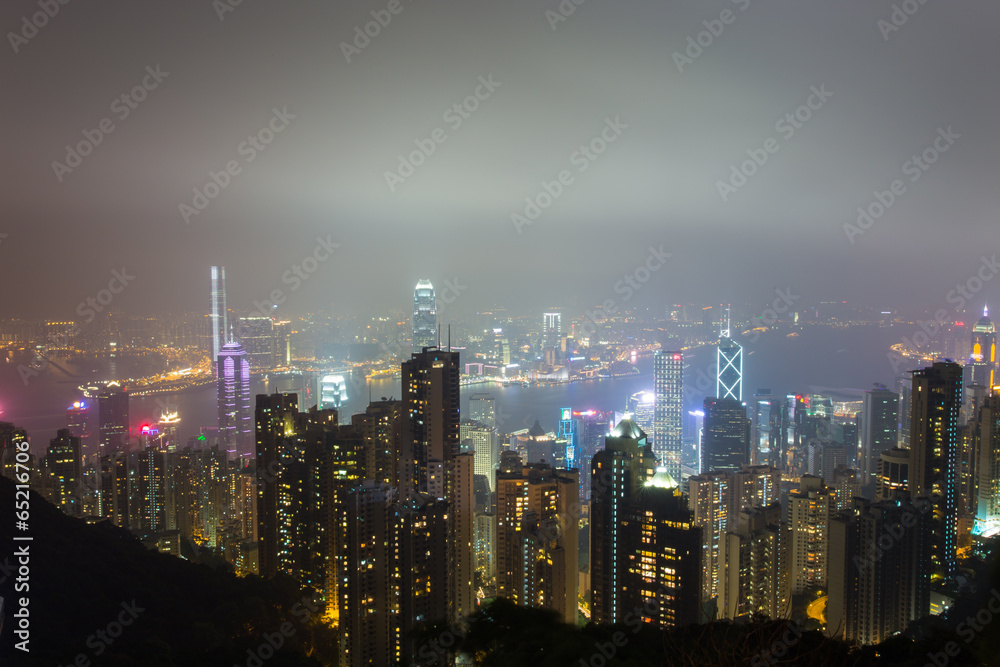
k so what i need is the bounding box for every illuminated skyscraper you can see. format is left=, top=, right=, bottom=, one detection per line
left=98, top=383, right=129, bottom=453
left=909, top=361, right=962, bottom=580
left=255, top=392, right=299, bottom=579
left=468, top=393, right=496, bottom=428
left=717, top=309, right=743, bottom=401
left=590, top=418, right=657, bottom=624
left=65, top=401, right=91, bottom=442
left=210, top=266, right=228, bottom=369
left=217, top=341, right=253, bottom=460
left=861, top=384, right=899, bottom=483
left=627, top=390, right=655, bottom=435
left=44, top=429, right=82, bottom=516
left=970, top=306, right=996, bottom=389
left=654, top=350, right=684, bottom=480
left=702, top=397, right=750, bottom=474
left=788, top=475, right=835, bottom=593
left=412, top=279, right=437, bottom=351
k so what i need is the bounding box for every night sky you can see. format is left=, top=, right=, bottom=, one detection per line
left=2, top=0, right=998, bottom=319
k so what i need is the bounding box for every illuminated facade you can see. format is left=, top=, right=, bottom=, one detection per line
left=970, top=306, right=996, bottom=389
left=788, top=475, right=835, bottom=593
left=318, top=374, right=348, bottom=410
left=468, top=393, right=496, bottom=427
left=702, top=397, right=750, bottom=474
left=653, top=350, right=684, bottom=482
left=44, top=429, right=82, bottom=516
left=751, top=390, right=776, bottom=466
left=722, top=503, right=788, bottom=621
left=217, top=341, right=253, bottom=460
left=65, top=401, right=91, bottom=445
left=495, top=452, right=579, bottom=623
left=590, top=418, right=657, bottom=624
left=861, top=384, right=899, bottom=483
left=688, top=471, right=732, bottom=613
left=210, top=265, right=228, bottom=368
left=717, top=311, right=743, bottom=401
left=909, top=361, right=962, bottom=580
left=624, top=471, right=703, bottom=628
left=412, top=279, right=437, bottom=351
left=235, top=314, right=276, bottom=372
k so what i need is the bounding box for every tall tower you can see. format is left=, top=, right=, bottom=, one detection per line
left=970, top=306, right=996, bottom=389
left=401, top=347, right=473, bottom=620
left=217, top=341, right=253, bottom=460
left=788, top=475, right=835, bottom=593
left=44, top=429, right=82, bottom=516
left=717, top=307, right=743, bottom=401
left=98, top=383, right=130, bottom=453
left=861, top=384, right=899, bottom=484
left=210, top=266, right=228, bottom=369
left=909, top=361, right=962, bottom=580
left=701, top=397, right=750, bottom=474
left=412, top=279, right=437, bottom=351
left=255, top=392, right=299, bottom=579
left=653, top=350, right=684, bottom=480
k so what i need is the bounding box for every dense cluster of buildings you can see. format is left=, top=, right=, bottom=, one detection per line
left=2, top=274, right=1000, bottom=664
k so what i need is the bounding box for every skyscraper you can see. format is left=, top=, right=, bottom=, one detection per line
left=722, top=503, right=788, bottom=621
left=701, top=397, right=750, bottom=474
left=401, top=347, right=474, bottom=619
left=909, top=361, right=962, bottom=580
left=970, top=306, right=996, bottom=389
left=751, top=390, right=775, bottom=466
left=495, top=452, right=579, bottom=624
left=861, top=384, right=899, bottom=484
left=653, top=350, right=684, bottom=480
left=975, top=391, right=1000, bottom=527
left=788, top=475, right=836, bottom=593
left=590, top=418, right=657, bottom=624
left=827, top=498, right=930, bottom=644
left=255, top=392, right=299, bottom=579
left=412, top=279, right=437, bottom=351
left=468, top=393, right=497, bottom=428
left=217, top=341, right=253, bottom=460
left=717, top=309, right=743, bottom=401
left=210, top=266, right=228, bottom=368
left=44, top=429, right=82, bottom=516
left=98, top=383, right=129, bottom=452
left=688, top=471, right=733, bottom=613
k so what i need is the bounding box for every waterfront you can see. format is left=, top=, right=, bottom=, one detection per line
left=2, top=324, right=919, bottom=452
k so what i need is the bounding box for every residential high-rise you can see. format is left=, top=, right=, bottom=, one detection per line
left=44, top=429, right=82, bottom=516
left=98, top=383, right=130, bottom=453
left=412, top=279, right=437, bottom=351
left=861, top=384, right=899, bottom=484
left=970, top=306, right=996, bottom=389
left=722, top=503, right=788, bottom=621
left=788, top=474, right=835, bottom=593
left=828, top=498, right=930, bottom=644
left=401, top=347, right=474, bottom=620
left=975, top=391, right=1000, bottom=528
left=468, top=393, right=497, bottom=428
left=688, top=471, right=733, bottom=615
left=653, top=350, right=684, bottom=480
left=135, top=446, right=166, bottom=535
left=495, top=452, right=579, bottom=624
left=217, top=341, right=253, bottom=460
left=210, top=266, right=228, bottom=367
left=590, top=418, right=657, bottom=624
left=702, top=397, right=750, bottom=474
left=255, top=392, right=299, bottom=579
left=717, top=310, right=743, bottom=401
left=623, top=470, right=703, bottom=629
left=877, top=447, right=910, bottom=502
left=909, top=361, right=962, bottom=580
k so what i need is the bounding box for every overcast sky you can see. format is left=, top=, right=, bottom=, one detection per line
left=2, top=0, right=998, bottom=320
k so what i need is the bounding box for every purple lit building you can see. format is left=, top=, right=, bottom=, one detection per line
left=217, top=341, right=252, bottom=460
